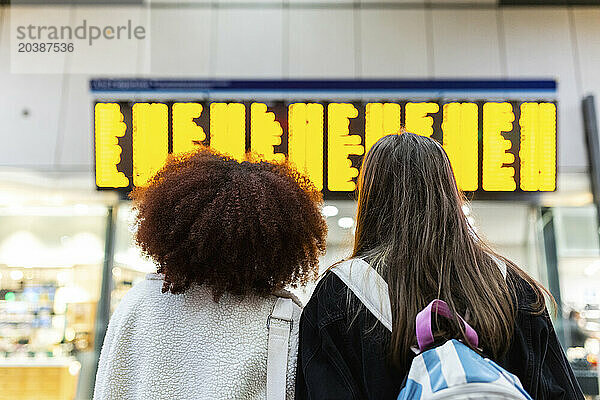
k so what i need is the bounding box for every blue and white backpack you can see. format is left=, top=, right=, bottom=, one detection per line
left=332, top=258, right=533, bottom=400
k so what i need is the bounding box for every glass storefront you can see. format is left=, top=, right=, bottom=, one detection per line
left=553, top=206, right=600, bottom=393
left=0, top=204, right=107, bottom=399
left=0, top=171, right=118, bottom=399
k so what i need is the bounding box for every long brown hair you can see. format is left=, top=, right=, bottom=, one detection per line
left=352, top=132, right=549, bottom=368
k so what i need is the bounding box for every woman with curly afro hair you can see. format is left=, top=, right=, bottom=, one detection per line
left=94, top=147, right=327, bottom=400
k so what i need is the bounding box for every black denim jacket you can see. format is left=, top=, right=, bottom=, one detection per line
left=295, top=271, right=584, bottom=400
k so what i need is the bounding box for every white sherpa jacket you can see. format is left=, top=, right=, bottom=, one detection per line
left=93, top=274, right=302, bottom=400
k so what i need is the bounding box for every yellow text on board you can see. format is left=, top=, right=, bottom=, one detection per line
left=94, top=101, right=556, bottom=193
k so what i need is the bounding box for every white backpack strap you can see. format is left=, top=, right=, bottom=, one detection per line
left=266, top=297, right=294, bottom=400
left=330, top=256, right=505, bottom=334
left=331, top=259, right=393, bottom=332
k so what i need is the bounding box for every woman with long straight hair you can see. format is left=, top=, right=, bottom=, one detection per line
left=296, top=132, right=583, bottom=399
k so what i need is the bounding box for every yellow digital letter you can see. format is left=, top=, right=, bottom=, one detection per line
left=172, top=103, right=206, bottom=155
left=365, top=103, right=401, bottom=152
left=519, top=103, right=556, bottom=191
left=250, top=103, right=284, bottom=162
left=405, top=102, right=439, bottom=137
left=210, top=103, right=246, bottom=160
left=132, top=103, right=169, bottom=187
left=442, top=103, right=479, bottom=191
left=94, top=103, right=129, bottom=188
left=328, top=103, right=364, bottom=192
left=288, top=103, right=324, bottom=190
left=482, top=102, right=516, bottom=191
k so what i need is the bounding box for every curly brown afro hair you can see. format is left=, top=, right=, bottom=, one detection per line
left=130, top=147, right=328, bottom=299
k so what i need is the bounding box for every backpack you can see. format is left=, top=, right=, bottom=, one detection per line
left=331, top=258, right=533, bottom=400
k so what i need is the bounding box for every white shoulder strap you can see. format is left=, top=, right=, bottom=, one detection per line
left=266, top=297, right=294, bottom=400
left=331, top=259, right=393, bottom=332
left=330, top=255, right=507, bottom=335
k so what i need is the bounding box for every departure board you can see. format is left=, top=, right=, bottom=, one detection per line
left=94, top=99, right=557, bottom=197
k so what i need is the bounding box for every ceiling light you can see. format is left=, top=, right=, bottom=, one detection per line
left=10, top=270, right=23, bottom=281
left=338, top=217, right=354, bottom=229
left=322, top=205, right=339, bottom=217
